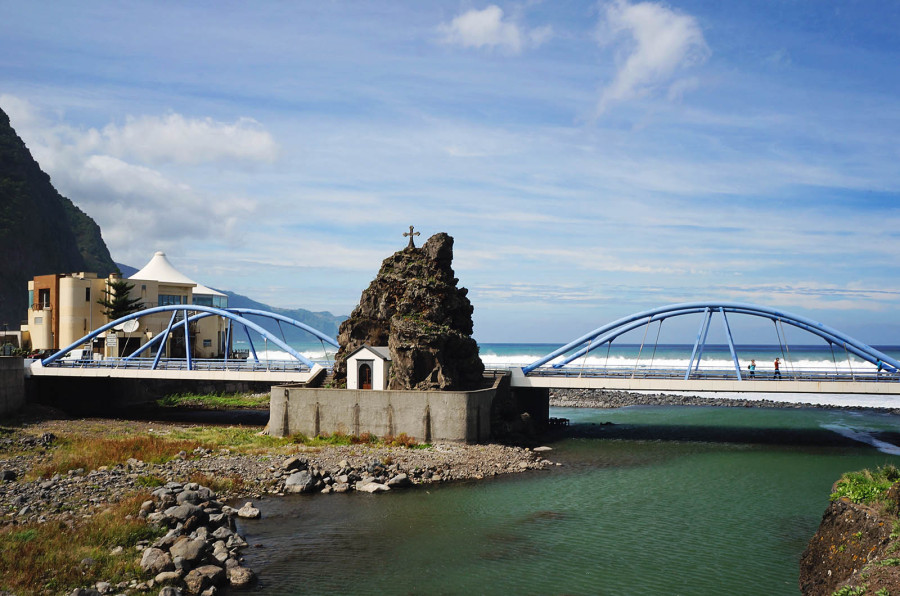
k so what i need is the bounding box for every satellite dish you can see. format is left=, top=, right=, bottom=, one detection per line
left=122, top=320, right=140, bottom=333
left=112, top=322, right=125, bottom=331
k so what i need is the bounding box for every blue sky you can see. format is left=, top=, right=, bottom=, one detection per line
left=2, top=1, right=900, bottom=343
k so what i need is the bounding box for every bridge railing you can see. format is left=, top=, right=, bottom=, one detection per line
left=42, top=357, right=317, bottom=373
left=522, top=365, right=900, bottom=383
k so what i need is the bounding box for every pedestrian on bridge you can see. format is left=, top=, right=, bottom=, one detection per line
left=748, top=360, right=756, bottom=378
left=773, top=357, right=781, bottom=379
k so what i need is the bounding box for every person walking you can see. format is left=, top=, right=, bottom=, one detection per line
left=748, top=359, right=756, bottom=378
left=773, top=357, right=781, bottom=379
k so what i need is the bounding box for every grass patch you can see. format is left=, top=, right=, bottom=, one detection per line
left=831, top=465, right=900, bottom=505
left=31, top=425, right=430, bottom=479
left=156, top=392, right=269, bottom=409
left=286, top=431, right=427, bottom=449
left=134, top=475, right=165, bottom=488
left=188, top=471, right=245, bottom=494
left=167, top=426, right=294, bottom=451
left=33, top=436, right=204, bottom=478
left=0, top=494, right=163, bottom=595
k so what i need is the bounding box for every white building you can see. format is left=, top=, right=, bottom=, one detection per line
left=346, top=346, right=391, bottom=390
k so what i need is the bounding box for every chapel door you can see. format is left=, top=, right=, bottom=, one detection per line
left=359, top=363, right=373, bottom=390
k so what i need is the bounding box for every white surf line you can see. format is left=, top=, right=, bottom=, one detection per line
left=821, top=424, right=900, bottom=455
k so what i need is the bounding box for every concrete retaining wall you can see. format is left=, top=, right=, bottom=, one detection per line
left=269, top=384, right=496, bottom=443
left=0, top=357, right=25, bottom=418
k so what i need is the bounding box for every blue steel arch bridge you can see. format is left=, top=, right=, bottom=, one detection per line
left=30, top=301, right=900, bottom=394
left=32, top=305, right=340, bottom=385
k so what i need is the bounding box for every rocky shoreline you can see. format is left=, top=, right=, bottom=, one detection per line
left=550, top=388, right=900, bottom=414
left=0, top=417, right=555, bottom=595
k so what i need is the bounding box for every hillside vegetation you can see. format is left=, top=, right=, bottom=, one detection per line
left=0, top=105, right=116, bottom=327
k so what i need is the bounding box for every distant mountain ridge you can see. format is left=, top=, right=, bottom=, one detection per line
left=115, top=263, right=345, bottom=339
left=0, top=105, right=117, bottom=326
left=219, top=290, right=345, bottom=340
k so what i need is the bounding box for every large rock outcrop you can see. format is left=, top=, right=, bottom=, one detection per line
left=332, top=233, right=484, bottom=391
left=0, top=105, right=116, bottom=327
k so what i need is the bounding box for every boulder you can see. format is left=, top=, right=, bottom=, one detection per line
left=357, top=481, right=390, bottom=493
left=237, top=502, right=260, bottom=519
left=386, top=473, right=412, bottom=488
left=165, top=503, right=203, bottom=522
left=282, top=455, right=308, bottom=472
left=169, top=537, right=207, bottom=564
left=184, top=564, right=225, bottom=594
left=176, top=490, right=201, bottom=505
left=155, top=570, right=184, bottom=584
left=227, top=565, right=256, bottom=588
left=140, top=548, right=175, bottom=575
left=158, top=587, right=183, bottom=596
left=284, top=470, right=316, bottom=494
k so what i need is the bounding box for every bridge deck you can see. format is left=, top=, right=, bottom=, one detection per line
left=28, top=359, right=321, bottom=384
left=509, top=368, right=900, bottom=395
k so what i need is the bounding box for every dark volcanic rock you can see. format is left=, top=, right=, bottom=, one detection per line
left=332, top=232, right=484, bottom=391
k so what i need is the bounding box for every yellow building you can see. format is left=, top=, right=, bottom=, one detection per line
left=23, top=251, right=229, bottom=360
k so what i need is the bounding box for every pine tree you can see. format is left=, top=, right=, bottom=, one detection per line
left=97, top=279, right=143, bottom=320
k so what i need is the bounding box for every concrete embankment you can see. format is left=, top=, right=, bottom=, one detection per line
left=0, top=357, right=24, bottom=418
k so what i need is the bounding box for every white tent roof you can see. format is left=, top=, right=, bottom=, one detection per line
left=130, top=251, right=226, bottom=297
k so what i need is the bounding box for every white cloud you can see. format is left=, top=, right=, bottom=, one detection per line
left=596, top=0, right=709, bottom=113
left=98, top=113, right=279, bottom=165
left=0, top=96, right=261, bottom=262
left=439, top=5, right=552, bottom=54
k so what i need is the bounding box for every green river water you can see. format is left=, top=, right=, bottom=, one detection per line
left=230, top=406, right=900, bottom=595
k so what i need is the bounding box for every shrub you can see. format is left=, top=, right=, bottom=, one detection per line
left=831, top=466, right=900, bottom=505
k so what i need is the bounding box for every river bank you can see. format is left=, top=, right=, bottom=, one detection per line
left=0, top=407, right=553, bottom=594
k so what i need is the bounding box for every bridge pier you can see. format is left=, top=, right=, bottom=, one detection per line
left=0, top=357, right=25, bottom=417
left=489, top=372, right=550, bottom=440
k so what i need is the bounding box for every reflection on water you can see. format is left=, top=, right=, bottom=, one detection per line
left=228, top=406, right=900, bottom=596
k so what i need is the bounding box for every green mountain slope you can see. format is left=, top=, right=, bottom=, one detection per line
left=0, top=106, right=116, bottom=327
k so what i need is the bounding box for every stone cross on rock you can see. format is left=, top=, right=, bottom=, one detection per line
left=403, top=225, right=420, bottom=248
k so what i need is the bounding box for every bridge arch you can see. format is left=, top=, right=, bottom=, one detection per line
left=522, top=301, right=900, bottom=378
left=42, top=305, right=338, bottom=370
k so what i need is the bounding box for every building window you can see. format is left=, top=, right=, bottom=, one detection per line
left=192, top=295, right=228, bottom=308
left=192, top=295, right=213, bottom=307
left=85, top=287, right=91, bottom=302
left=158, top=294, right=187, bottom=306
left=202, top=339, right=212, bottom=348
left=38, top=289, right=50, bottom=309
left=34, top=316, right=43, bottom=325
